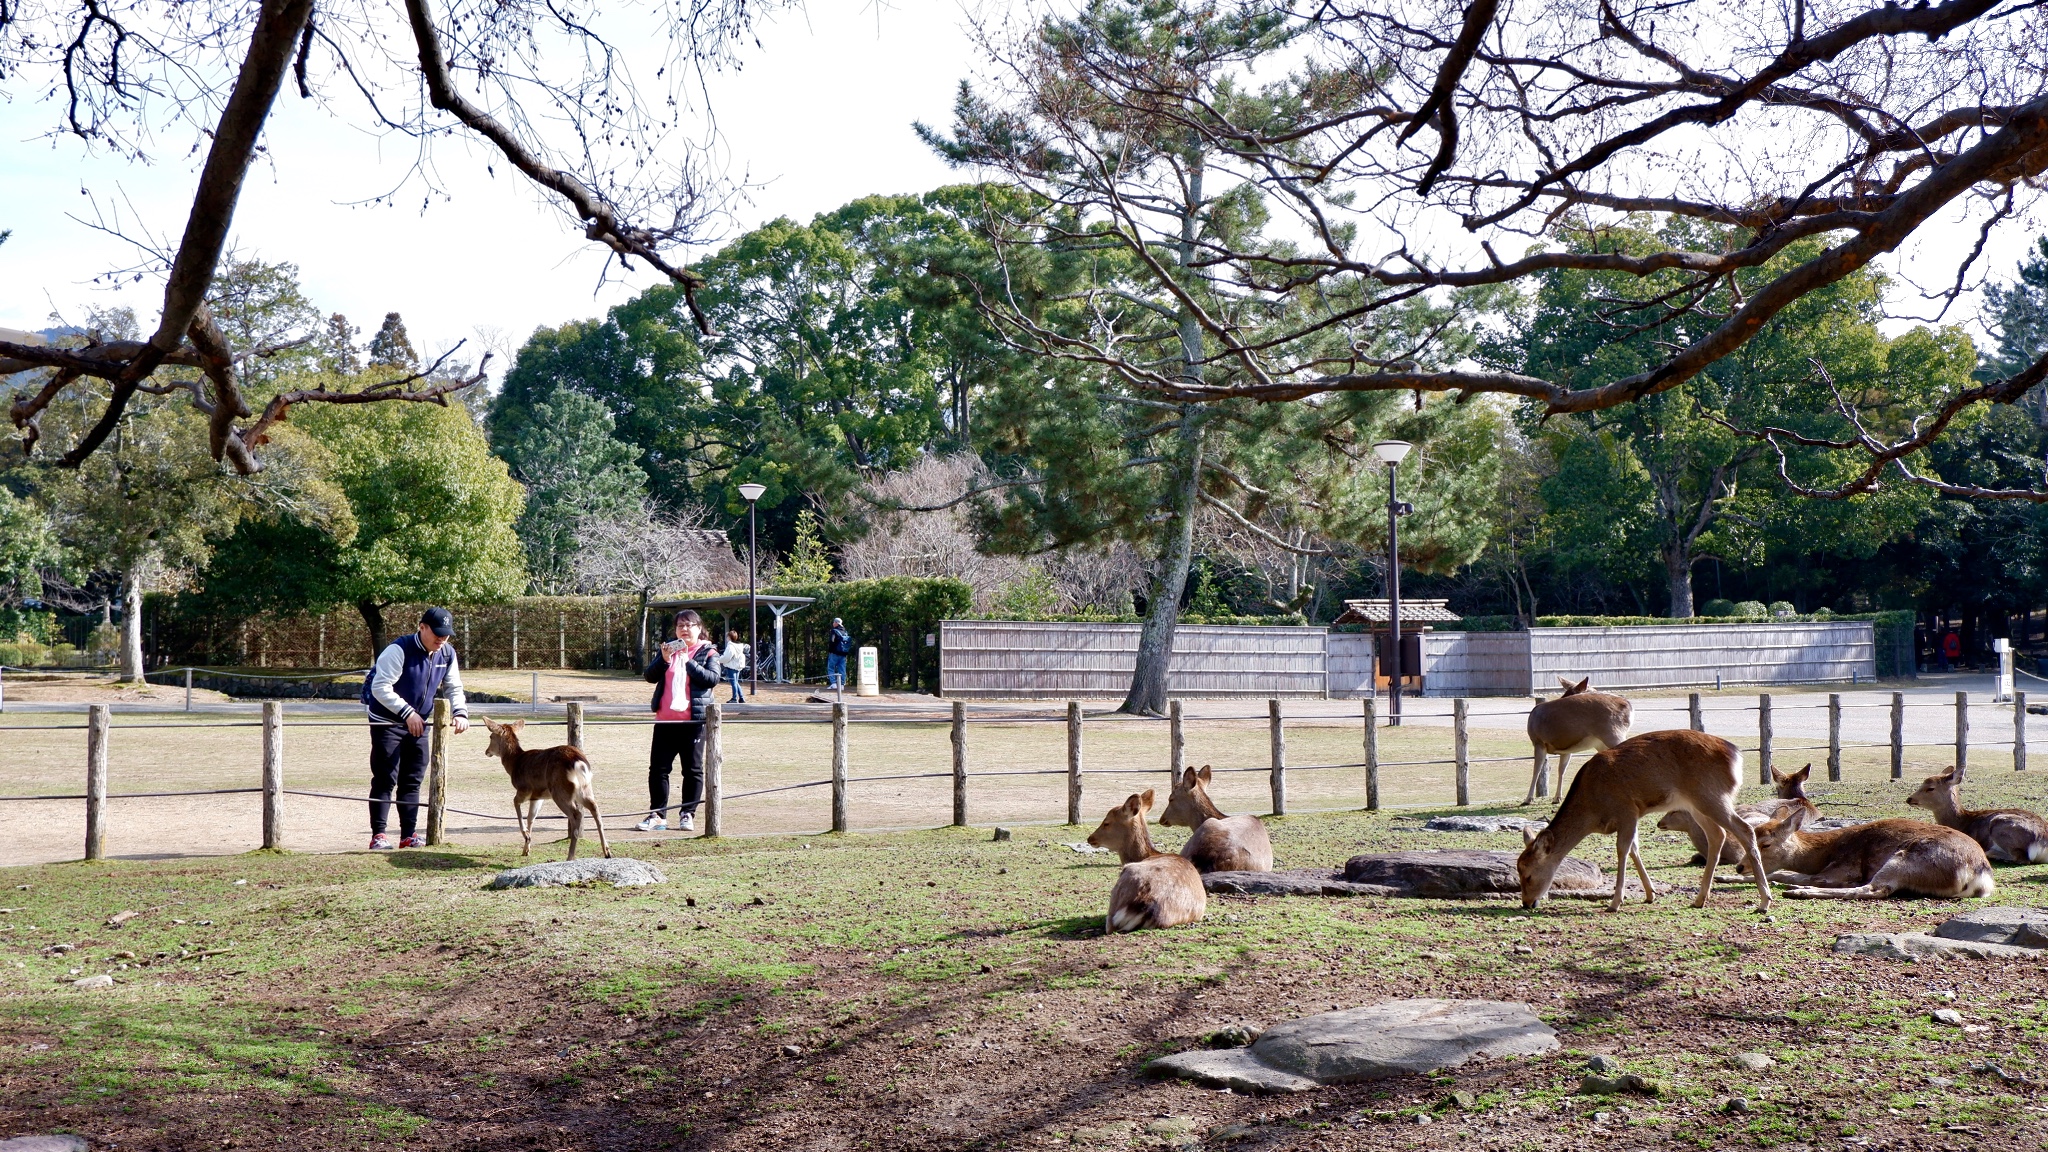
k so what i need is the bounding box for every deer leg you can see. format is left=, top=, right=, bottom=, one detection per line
left=1630, top=842, right=1656, bottom=905
left=585, top=791, right=612, bottom=859
left=563, top=792, right=582, bottom=861
left=1552, top=752, right=1574, bottom=803
left=1607, top=825, right=1637, bottom=913
left=1700, top=798, right=1772, bottom=913
left=1522, top=749, right=1546, bottom=806
left=1694, top=817, right=1726, bottom=908
left=516, top=793, right=534, bottom=856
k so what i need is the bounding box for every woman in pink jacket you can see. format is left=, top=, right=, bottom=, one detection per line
left=636, top=609, right=724, bottom=832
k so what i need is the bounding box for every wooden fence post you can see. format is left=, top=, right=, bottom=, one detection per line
left=1957, top=691, right=1969, bottom=772
left=702, top=701, right=722, bottom=837
left=530, top=671, right=540, bottom=715
left=831, top=702, right=849, bottom=833
left=1891, top=692, right=1905, bottom=779
left=1363, top=697, right=1379, bottom=811
left=426, top=699, right=449, bottom=846
left=1268, top=700, right=1286, bottom=816
left=1454, top=698, right=1470, bottom=807
left=558, top=612, right=567, bottom=669
left=1827, top=693, right=1843, bottom=782
left=85, top=704, right=109, bottom=861
left=1168, top=698, right=1185, bottom=788
left=262, top=700, right=284, bottom=851
left=566, top=701, right=583, bottom=750
left=184, top=666, right=192, bottom=713
left=951, top=701, right=967, bottom=827
left=2018, top=692, right=2029, bottom=774
left=1066, top=702, right=1083, bottom=825
left=1689, top=692, right=1703, bottom=732
left=1758, top=694, right=1774, bottom=784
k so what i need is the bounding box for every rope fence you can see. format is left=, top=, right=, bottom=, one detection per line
left=1, top=687, right=2038, bottom=861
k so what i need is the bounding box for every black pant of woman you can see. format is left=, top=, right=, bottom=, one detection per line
left=648, top=721, right=704, bottom=818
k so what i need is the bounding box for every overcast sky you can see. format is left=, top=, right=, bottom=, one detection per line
left=0, top=0, right=976, bottom=362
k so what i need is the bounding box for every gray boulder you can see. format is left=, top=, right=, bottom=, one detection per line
left=0, top=1138, right=90, bottom=1152
left=1424, top=815, right=1548, bottom=834
left=1934, top=907, right=2048, bottom=949
left=1143, top=1048, right=1319, bottom=1094
left=1250, top=1000, right=1558, bottom=1082
left=1342, top=850, right=1600, bottom=897
left=485, top=858, right=667, bottom=890
left=1833, top=932, right=2045, bottom=961
left=1203, top=869, right=1400, bottom=898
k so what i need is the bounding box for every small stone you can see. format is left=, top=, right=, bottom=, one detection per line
left=1728, top=1052, right=1774, bottom=1072
left=1924, top=1075, right=1955, bottom=1088
left=110, top=951, right=134, bottom=961
left=1722, top=1097, right=1750, bottom=1114
left=751, top=895, right=768, bottom=906
left=1439, top=1089, right=1477, bottom=1111
left=1512, top=945, right=1534, bottom=955
left=1413, top=1113, right=1434, bottom=1125
left=71, top=974, right=113, bottom=990
left=996, top=867, right=1007, bottom=875
left=1209, top=1122, right=1258, bottom=1142
left=1932, top=1009, right=1965, bottom=1026
left=1586, top=1054, right=1622, bottom=1074
left=780, top=1044, right=802, bottom=1058
left=685, top=897, right=697, bottom=907
left=1592, top=1111, right=1611, bottom=1123
left=1579, top=1073, right=1661, bottom=1097
left=1205, top=1024, right=1259, bottom=1048
left=1144, top=1116, right=1201, bottom=1140
left=655, top=924, right=668, bottom=931
left=233, top=879, right=247, bottom=885
left=105, top=910, right=138, bottom=927
left=991, top=827, right=1012, bottom=842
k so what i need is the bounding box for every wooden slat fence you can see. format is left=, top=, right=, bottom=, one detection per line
left=1523, top=622, right=1875, bottom=693
left=938, top=620, right=1328, bottom=700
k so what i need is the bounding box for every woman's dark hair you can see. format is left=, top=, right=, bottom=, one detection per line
left=672, top=609, right=704, bottom=636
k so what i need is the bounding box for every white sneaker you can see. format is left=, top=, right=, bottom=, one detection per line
left=634, top=815, right=667, bottom=832
left=677, top=811, right=696, bottom=832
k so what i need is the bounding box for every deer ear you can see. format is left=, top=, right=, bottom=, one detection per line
left=1573, top=678, right=1590, bottom=694
left=1790, top=765, right=1810, bottom=785
left=1198, top=765, right=1213, bottom=783
left=1121, top=793, right=1142, bottom=815
left=1558, top=677, right=1575, bottom=692
left=1139, top=788, right=1155, bottom=812
left=1522, top=826, right=1538, bottom=847
left=1953, top=762, right=1968, bottom=784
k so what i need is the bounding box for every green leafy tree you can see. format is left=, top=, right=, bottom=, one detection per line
left=367, top=313, right=420, bottom=371
left=495, top=386, right=649, bottom=594
left=0, top=488, right=60, bottom=641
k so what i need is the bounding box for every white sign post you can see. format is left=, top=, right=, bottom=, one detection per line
left=1995, top=637, right=2015, bottom=703
left=858, top=645, right=881, bottom=697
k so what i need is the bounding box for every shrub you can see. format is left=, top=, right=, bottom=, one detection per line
left=1769, top=600, right=1797, bottom=618
left=1733, top=600, right=1768, bottom=617
left=1700, top=598, right=1737, bottom=617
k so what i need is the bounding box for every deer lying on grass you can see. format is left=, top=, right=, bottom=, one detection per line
left=1659, top=764, right=1813, bottom=865
left=1086, top=790, right=1206, bottom=933
left=1518, top=729, right=1771, bottom=914
left=1523, top=678, right=1632, bottom=806
left=1907, top=764, right=2048, bottom=864
left=481, top=717, right=612, bottom=861
left=1750, top=803, right=1994, bottom=900
left=1159, top=765, right=1274, bottom=873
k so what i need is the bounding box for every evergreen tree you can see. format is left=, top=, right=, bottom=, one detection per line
left=323, top=313, right=363, bottom=375
left=496, top=386, right=650, bottom=594
left=367, top=312, right=419, bottom=370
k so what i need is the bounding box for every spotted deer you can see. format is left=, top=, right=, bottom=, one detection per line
left=1159, top=766, right=1274, bottom=873
left=1906, top=764, right=2048, bottom=864
left=480, top=717, right=612, bottom=861
left=1659, top=763, right=1813, bottom=865
left=1751, top=802, right=1994, bottom=900
left=1086, top=791, right=1206, bottom=933
left=1523, top=678, right=1632, bottom=805
left=1518, top=729, right=1771, bottom=914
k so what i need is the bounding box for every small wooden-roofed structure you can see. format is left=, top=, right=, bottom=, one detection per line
left=1333, top=598, right=1463, bottom=626
left=1333, top=599, right=1461, bottom=694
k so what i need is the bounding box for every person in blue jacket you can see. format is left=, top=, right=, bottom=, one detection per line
left=360, top=607, right=468, bottom=850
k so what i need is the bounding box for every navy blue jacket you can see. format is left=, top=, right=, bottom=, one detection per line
left=362, top=634, right=465, bottom=726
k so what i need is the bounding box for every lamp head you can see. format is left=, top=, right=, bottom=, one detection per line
left=1371, top=440, right=1413, bottom=466
left=736, top=482, right=767, bottom=504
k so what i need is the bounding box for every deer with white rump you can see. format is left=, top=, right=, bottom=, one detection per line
left=1086, top=790, right=1206, bottom=932
left=480, top=717, right=612, bottom=861
left=1517, top=729, right=1772, bottom=913
left=1750, top=802, right=1993, bottom=900
left=1906, top=764, right=2048, bottom=864
left=1522, top=678, right=1632, bottom=805
left=1160, top=765, right=1273, bottom=873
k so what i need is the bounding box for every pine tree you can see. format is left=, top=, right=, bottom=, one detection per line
left=323, top=313, right=362, bottom=374
left=367, top=312, right=419, bottom=370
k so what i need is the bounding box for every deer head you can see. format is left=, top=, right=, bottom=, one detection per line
left=1160, top=766, right=1219, bottom=828
left=1907, top=766, right=1964, bottom=815
left=1087, top=790, right=1157, bottom=861
left=481, top=716, right=526, bottom=759
left=1557, top=677, right=1591, bottom=696
left=1769, top=763, right=1813, bottom=800
left=1751, top=799, right=1820, bottom=860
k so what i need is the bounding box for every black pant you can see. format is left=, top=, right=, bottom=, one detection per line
left=369, top=724, right=431, bottom=836
left=648, top=721, right=704, bottom=816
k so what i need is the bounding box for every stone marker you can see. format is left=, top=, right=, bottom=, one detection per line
left=1935, top=907, right=2048, bottom=949
left=485, top=858, right=667, bottom=890
left=1423, top=815, right=1548, bottom=834
left=0, top=1137, right=90, bottom=1152
left=1147, top=999, right=1556, bottom=1093
left=1833, top=932, right=2043, bottom=961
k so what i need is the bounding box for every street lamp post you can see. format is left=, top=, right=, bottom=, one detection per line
left=1372, top=441, right=1414, bottom=726
left=736, top=482, right=767, bottom=700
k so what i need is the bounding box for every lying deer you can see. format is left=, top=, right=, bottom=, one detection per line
left=1518, top=729, right=1771, bottom=913
left=1086, top=790, right=1206, bottom=933
left=1159, top=765, right=1273, bottom=873
left=481, top=717, right=612, bottom=861
left=1659, top=763, right=1813, bottom=865
left=1750, top=802, right=1994, bottom=900
left=1907, top=764, right=2048, bottom=864
left=1523, top=678, right=1632, bottom=805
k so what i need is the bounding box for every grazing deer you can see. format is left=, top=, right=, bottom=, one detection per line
left=1751, top=803, right=1995, bottom=900
left=1159, top=765, right=1274, bottom=873
left=1907, top=764, right=2048, bottom=864
left=1523, top=678, right=1632, bottom=805
left=480, top=717, right=612, bottom=861
left=1518, top=729, right=1771, bottom=913
left=1659, top=764, right=1813, bottom=865
left=1086, top=790, right=1206, bottom=933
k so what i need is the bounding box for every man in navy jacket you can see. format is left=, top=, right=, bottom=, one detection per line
left=360, top=607, right=469, bottom=849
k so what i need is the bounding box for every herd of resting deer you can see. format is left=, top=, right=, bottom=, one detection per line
left=462, top=687, right=2048, bottom=938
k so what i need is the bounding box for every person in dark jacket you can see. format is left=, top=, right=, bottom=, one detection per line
left=826, top=618, right=853, bottom=690
left=637, top=609, right=723, bottom=832
left=360, top=606, right=468, bottom=850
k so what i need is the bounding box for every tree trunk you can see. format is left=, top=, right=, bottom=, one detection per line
left=1664, top=543, right=1695, bottom=619
left=119, top=565, right=146, bottom=683
left=1121, top=423, right=1206, bottom=716
left=358, top=600, right=387, bottom=660
left=636, top=589, right=651, bottom=668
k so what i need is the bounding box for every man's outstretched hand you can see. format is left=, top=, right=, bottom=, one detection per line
left=452, top=716, right=469, bottom=735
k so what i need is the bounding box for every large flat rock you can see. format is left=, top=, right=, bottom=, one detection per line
left=0, top=1138, right=90, bottom=1152
left=1834, top=932, right=2046, bottom=961
left=1424, top=815, right=1548, bottom=834
left=1203, top=869, right=1399, bottom=898
left=1935, top=907, right=2048, bottom=949
left=1343, top=850, right=1600, bottom=897
left=1254, top=1000, right=1557, bottom=1082
left=1142, top=1048, right=1319, bottom=1094
left=485, top=858, right=667, bottom=890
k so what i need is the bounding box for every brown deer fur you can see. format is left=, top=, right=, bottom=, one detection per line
left=1751, top=803, right=1995, bottom=900
left=481, top=717, right=612, bottom=861
left=1087, top=791, right=1206, bottom=933
left=1517, top=729, right=1771, bottom=913
left=1659, top=764, right=1813, bottom=865
left=1906, top=764, right=2048, bottom=864
left=1523, top=677, right=1632, bottom=805
left=1158, top=765, right=1274, bottom=873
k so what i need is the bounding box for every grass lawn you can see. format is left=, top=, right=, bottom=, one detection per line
left=4, top=767, right=2048, bottom=1150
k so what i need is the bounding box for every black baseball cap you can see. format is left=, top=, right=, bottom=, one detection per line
left=421, top=607, right=455, bottom=637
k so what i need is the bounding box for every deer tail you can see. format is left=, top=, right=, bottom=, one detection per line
left=1109, top=900, right=1154, bottom=933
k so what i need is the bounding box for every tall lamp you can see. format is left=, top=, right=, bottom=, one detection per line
left=736, top=482, right=767, bottom=699
left=1371, top=441, right=1414, bottom=725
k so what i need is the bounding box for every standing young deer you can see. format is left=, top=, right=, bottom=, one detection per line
left=1523, top=678, right=1632, bottom=805
left=1906, top=764, right=2048, bottom=864
left=1159, top=765, right=1274, bottom=873
left=1086, top=791, right=1206, bottom=933
left=1751, top=803, right=1994, bottom=900
left=1659, top=764, right=1813, bottom=865
left=1517, top=729, right=1771, bottom=913
left=481, top=717, right=612, bottom=861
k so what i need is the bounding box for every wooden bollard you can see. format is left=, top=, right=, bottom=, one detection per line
left=426, top=699, right=449, bottom=846
left=951, top=701, right=968, bottom=827
left=702, top=701, right=723, bottom=837
left=2018, top=692, right=2029, bottom=774
left=831, top=702, right=849, bottom=833
left=1758, top=694, right=1773, bottom=784
left=262, top=701, right=284, bottom=851
left=1827, top=693, right=1843, bottom=782
left=566, top=700, right=584, bottom=750
left=1890, top=692, right=1905, bottom=779
left=85, top=704, right=109, bottom=861
left=1363, top=697, right=1379, bottom=811
left=1454, top=698, right=1470, bottom=806
left=1168, top=698, right=1185, bottom=788
left=1956, top=691, right=1969, bottom=772
left=1066, top=702, right=1083, bottom=825
left=1269, top=699, right=1286, bottom=816
left=1688, top=692, right=1703, bottom=732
